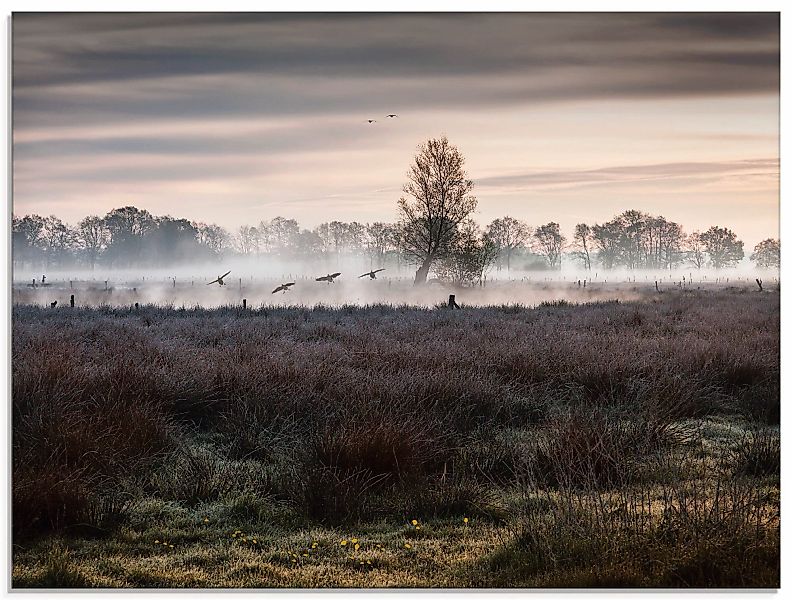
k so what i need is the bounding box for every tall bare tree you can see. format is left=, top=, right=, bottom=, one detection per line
left=397, top=136, right=477, bottom=284
left=573, top=223, right=593, bottom=271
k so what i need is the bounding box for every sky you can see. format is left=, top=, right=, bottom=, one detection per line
left=12, top=12, right=780, bottom=248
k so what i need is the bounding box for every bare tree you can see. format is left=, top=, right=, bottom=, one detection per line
left=685, top=231, right=706, bottom=270
left=572, top=223, right=593, bottom=271
left=41, top=216, right=76, bottom=269
left=397, top=136, right=477, bottom=284
left=77, top=216, right=108, bottom=270
left=533, top=222, right=565, bottom=270
left=486, top=216, right=530, bottom=272
left=235, top=225, right=258, bottom=255
left=365, top=222, right=395, bottom=266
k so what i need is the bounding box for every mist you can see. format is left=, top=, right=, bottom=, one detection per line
left=12, top=254, right=778, bottom=310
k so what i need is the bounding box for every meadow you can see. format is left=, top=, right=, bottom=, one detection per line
left=11, top=284, right=780, bottom=588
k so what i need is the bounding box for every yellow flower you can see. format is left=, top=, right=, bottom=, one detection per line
left=302, top=553, right=308, bottom=557
left=291, top=559, right=297, bottom=563
left=404, top=543, right=412, bottom=549
left=340, top=540, right=348, bottom=546
left=376, top=544, right=382, bottom=549
left=351, top=538, right=359, bottom=543
left=203, top=518, right=209, bottom=523
left=354, top=543, right=360, bottom=551
left=154, top=540, right=160, bottom=544
left=415, top=525, right=421, bottom=530
left=463, top=517, right=469, bottom=524
left=169, top=545, right=174, bottom=549
left=234, top=530, right=241, bottom=534
left=411, top=519, right=418, bottom=526
left=366, top=560, right=372, bottom=565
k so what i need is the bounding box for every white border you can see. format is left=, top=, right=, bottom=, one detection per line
left=1, top=3, right=786, bottom=599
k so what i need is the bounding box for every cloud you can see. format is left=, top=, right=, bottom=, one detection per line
left=477, top=159, right=779, bottom=191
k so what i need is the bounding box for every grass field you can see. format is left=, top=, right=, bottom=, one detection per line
left=11, top=286, right=780, bottom=588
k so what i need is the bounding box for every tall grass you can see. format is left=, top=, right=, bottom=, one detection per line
left=11, top=289, right=779, bottom=587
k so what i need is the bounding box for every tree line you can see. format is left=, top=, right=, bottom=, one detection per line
left=12, top=137, right=779, bottom=284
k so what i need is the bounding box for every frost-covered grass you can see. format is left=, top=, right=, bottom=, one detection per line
left=11, top=287, right=780, bottom=588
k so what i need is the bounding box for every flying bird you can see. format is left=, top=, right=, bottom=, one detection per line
left=272, top=282, right=296, bottom=294
left=359, top=269, right=385, bottom=280
left=367, top=119, right=377, bottom=124
left=385, top=114, right=398, bottom=118
left=207, top=270, right=232, bottom=286
left=316, top=272, right=342, bottom=283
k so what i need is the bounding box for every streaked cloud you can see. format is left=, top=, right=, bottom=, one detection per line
left=11, top=12, right=780, bottom=247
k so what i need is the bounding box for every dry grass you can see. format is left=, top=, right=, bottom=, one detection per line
left=11, top=287, right=779, bottom=588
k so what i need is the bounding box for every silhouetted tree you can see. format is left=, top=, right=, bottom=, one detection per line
left=436, top=220, right=498, bottom=286
left=146, top=217, right=199, bottom=265
left=12, top=214, right=46, bottom=270
left=572, top=223, right=593, bottom=271
left=533, top=222, right=565, bottom=270
left=700, top=226, right=744, bottom=269
left=103, top=206, right=155, bottom=267
left=397, top=136, right=477, bottom=284
left=751, top=238, right=780, bottom=269
left=41, top=216, right=76, bottom=269
left=194, top=222, right=231, bottom=256
left=365, top=222, right=396, bottom=266
left=268, top=216, right=300, bottom=254
left=77, top=216, right=109, bottom=270
left=487, top=216, right=530, bottom=272
left=685, top=231, right=706, bottom=269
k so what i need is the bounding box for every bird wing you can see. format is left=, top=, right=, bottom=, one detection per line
left=358, top=273, right=369, bottom=278
left=331, top=272, right=341, bottom=278
left=220, top=270, right=231, bottom=279
left=272, top=287, right=282, bottom=294
left=315, top=276, right=327, bottom=281
left=207, top=279, right=219, bottom=285
left=374, top=269, right=385, bottom=274
left=285, top=282, right=296, bottom=287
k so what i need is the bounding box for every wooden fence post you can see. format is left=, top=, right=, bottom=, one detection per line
left=70, top=294, right=75, bottom=308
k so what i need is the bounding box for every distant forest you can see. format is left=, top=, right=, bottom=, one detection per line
left=12, top=206, right=779, bottom=276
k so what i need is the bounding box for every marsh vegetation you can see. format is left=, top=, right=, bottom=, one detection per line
left=12, top=286, right=779, bottom=588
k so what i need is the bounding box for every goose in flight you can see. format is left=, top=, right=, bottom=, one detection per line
left=367, top=119, right=377, bottom=124
left=359, top=269, right=385, bottom=280
left=316, top=272, right=342, bottom=283
left=272, top=282, right=296, bottom=294
left=207, top=270, right=232, bottom=286
left=385, top=114, right=398, bottom=118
